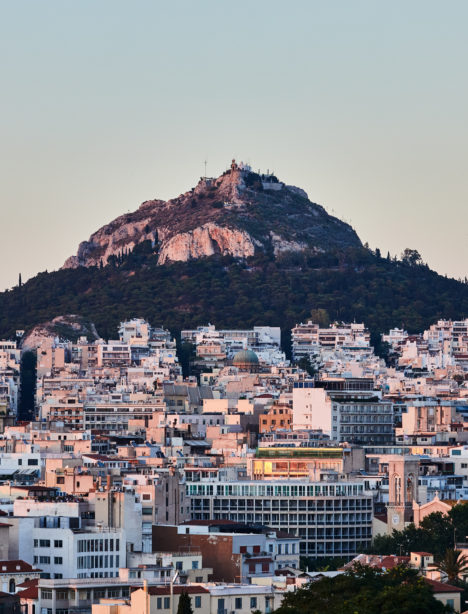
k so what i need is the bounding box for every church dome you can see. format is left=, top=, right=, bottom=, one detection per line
left=232, top=349, right=259, bottom=368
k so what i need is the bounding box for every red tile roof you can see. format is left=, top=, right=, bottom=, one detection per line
left=147, top=586, right=209, bottom=596
left=375, top=556, right=410, bottom=569
left=0, top=560, right=38, bottom=574
left=425, top=578, right=463, bottom=593
left=16, top=580, right=39, bottom=599
left=412, top=552, right=433, bottom=556
left=17, top=579, right=38, bottom=590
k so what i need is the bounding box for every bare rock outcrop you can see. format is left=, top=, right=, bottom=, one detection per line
left=63, top=218, right=157, bottom=269
left=158, top=223, right=257, bottom=264
left=21, top=315, right=100, bottom=350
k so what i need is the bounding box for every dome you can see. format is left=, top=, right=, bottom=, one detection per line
left=232, top=349, right=259, bottom=366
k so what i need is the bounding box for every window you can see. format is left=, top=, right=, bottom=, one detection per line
left=9, top=579, right=15, bottom=593
left=56, top=590, right=68, bottom=600
left=54, top=540, right=63, bottom=548
left=28, top=458, right=39, bottom=465
left=250, top=597, right=257, bottom=609
left=157, top=598, right=162, bottom=609
left=192, top=561, right=199, bottom=569
left=39, top=556, right=50, bottom=564
left=164, top=597, right=170, bottom=609
left=142, top=507, right=153, bottom=515
left=217, top=599, right=225, bottom=613
left=54, top=557, right=63, bottom=565
left=176, top=561, right=183, bottom=570
left=194, top=596, right=201, bottom=608
left=41, top=590, right=52, bottom=600
left=235, top=598, right=242, bottom=609
left=39, top=540, right=51, bottom=547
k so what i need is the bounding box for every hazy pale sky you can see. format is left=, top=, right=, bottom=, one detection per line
left=1, top=0, right=467, bottom=290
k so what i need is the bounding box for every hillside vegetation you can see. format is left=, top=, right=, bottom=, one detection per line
left=2, top=246, right=467, bottom=341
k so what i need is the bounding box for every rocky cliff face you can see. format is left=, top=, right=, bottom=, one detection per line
left=158, top=223, right=258, bottom=264
left=63, top=161, right=361, bottom=269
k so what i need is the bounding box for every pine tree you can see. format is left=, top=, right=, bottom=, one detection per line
left=18, top=273, right=22, bottom=288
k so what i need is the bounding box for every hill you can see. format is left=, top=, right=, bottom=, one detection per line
left=1, top=161, right=467, bottom=342
left=63, top=160, right=360, bottom=269
left=2, top=247, right=468, bottom=343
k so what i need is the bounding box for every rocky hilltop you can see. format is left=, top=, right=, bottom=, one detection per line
left=63, top=160, right=361, bottom=268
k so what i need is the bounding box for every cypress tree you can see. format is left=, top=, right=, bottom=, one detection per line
left=177, top=591, right=194, bottom=614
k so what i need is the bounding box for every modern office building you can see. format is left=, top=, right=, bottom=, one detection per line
left=186, top=478, right=373, bottom=557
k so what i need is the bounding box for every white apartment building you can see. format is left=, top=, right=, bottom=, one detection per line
left=292, top=321, right=370, bottom=361
left=181, top=325, right=281, bottom=358
left=292, top=379, right=394, bottom=444
left=382, top=328, right=408, bottom=349
left=186, top=478, right=373, bottom=557
left=30, top=522, right=125, bottom=579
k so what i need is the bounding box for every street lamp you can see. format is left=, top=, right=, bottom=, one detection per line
left=170, top=570, right=180, bottom=614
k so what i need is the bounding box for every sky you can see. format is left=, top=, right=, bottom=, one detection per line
left=0, top=0, right=467, bottom=291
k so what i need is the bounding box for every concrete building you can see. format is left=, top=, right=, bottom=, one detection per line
left=292, top=378, right=393, bottom=444
left=186, top=478, right=373, bottom=557
left=153, top=522, right=300, bottom=582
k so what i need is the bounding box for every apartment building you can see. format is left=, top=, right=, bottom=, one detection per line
left=186, top=478, right=373, bottom=557
left=30, top=523, right=126, bottom=579
left=292, top=378, right=393, bottom=444
left=292, top=321, right=370, bottom=360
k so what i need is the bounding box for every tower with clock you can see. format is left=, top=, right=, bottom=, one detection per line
left=386, top=456, right=419, bottom=533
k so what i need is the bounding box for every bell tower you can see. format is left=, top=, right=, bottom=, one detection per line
left=387, top=456, right=419, bottom=533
